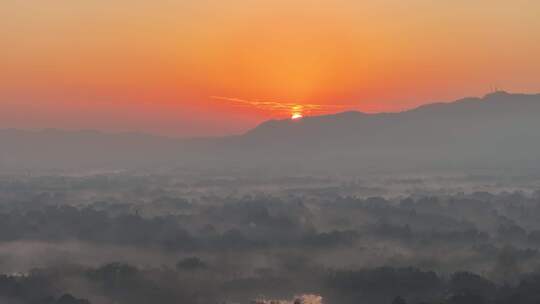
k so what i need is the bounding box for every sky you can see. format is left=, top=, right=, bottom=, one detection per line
left=1, top=0, right=540, bottom=137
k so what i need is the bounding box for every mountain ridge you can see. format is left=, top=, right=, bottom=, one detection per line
left=1, top=91, right=540, bottom=174
left=247, top=91, right=538, bottom=136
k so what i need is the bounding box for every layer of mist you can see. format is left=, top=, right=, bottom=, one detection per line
left=0, top=173, right=540, bottom=303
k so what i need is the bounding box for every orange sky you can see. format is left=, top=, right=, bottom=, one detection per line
left=1, top=0, right=540, bottom=137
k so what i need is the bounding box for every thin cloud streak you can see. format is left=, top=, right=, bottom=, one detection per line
left=210, top=96, right=357, bottom=116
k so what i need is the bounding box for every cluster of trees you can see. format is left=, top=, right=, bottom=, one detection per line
left=2, top=190, right=540, bottom=255
left=330, top=267, right=540, bottom=304
left=0, top=274, right=89, bottom=304
left=1, top=174, right=540, bottom=303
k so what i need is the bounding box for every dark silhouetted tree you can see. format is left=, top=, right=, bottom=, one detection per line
left=392, top=296, right=407, bottom=304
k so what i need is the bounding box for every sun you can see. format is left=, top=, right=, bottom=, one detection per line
left=291, top=112, right=303, bottom=120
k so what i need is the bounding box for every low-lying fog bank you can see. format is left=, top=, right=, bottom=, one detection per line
left=0, top=172, right=539, bottom=304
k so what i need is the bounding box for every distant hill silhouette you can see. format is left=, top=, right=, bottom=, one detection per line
left=202, top=91, right=540, bottom=173
left=2, top=91, right=540, bottom=174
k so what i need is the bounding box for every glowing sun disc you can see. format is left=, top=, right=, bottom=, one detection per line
left=291, top=113, right=303, bottom=120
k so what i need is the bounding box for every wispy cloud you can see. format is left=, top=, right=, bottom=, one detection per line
left=210, top=96, right=355, bottom=116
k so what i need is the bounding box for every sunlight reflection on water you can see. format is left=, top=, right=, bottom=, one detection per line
left=251, top=294, right=323, bottom=304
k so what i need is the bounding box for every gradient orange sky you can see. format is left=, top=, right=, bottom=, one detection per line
left=2, top=0, right=540, bottom=137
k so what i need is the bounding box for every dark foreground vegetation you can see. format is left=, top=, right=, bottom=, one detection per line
left=5, top=263, right=540, bottom=304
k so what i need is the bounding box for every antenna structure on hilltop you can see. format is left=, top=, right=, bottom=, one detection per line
left=490, top=84, right=504, bottom=93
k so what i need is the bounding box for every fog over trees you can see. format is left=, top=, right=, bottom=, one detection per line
left=0, top=172, right=540, bottom=304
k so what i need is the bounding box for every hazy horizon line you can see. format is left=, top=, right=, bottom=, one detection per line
left=0, top=90, right=535, bottom=140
